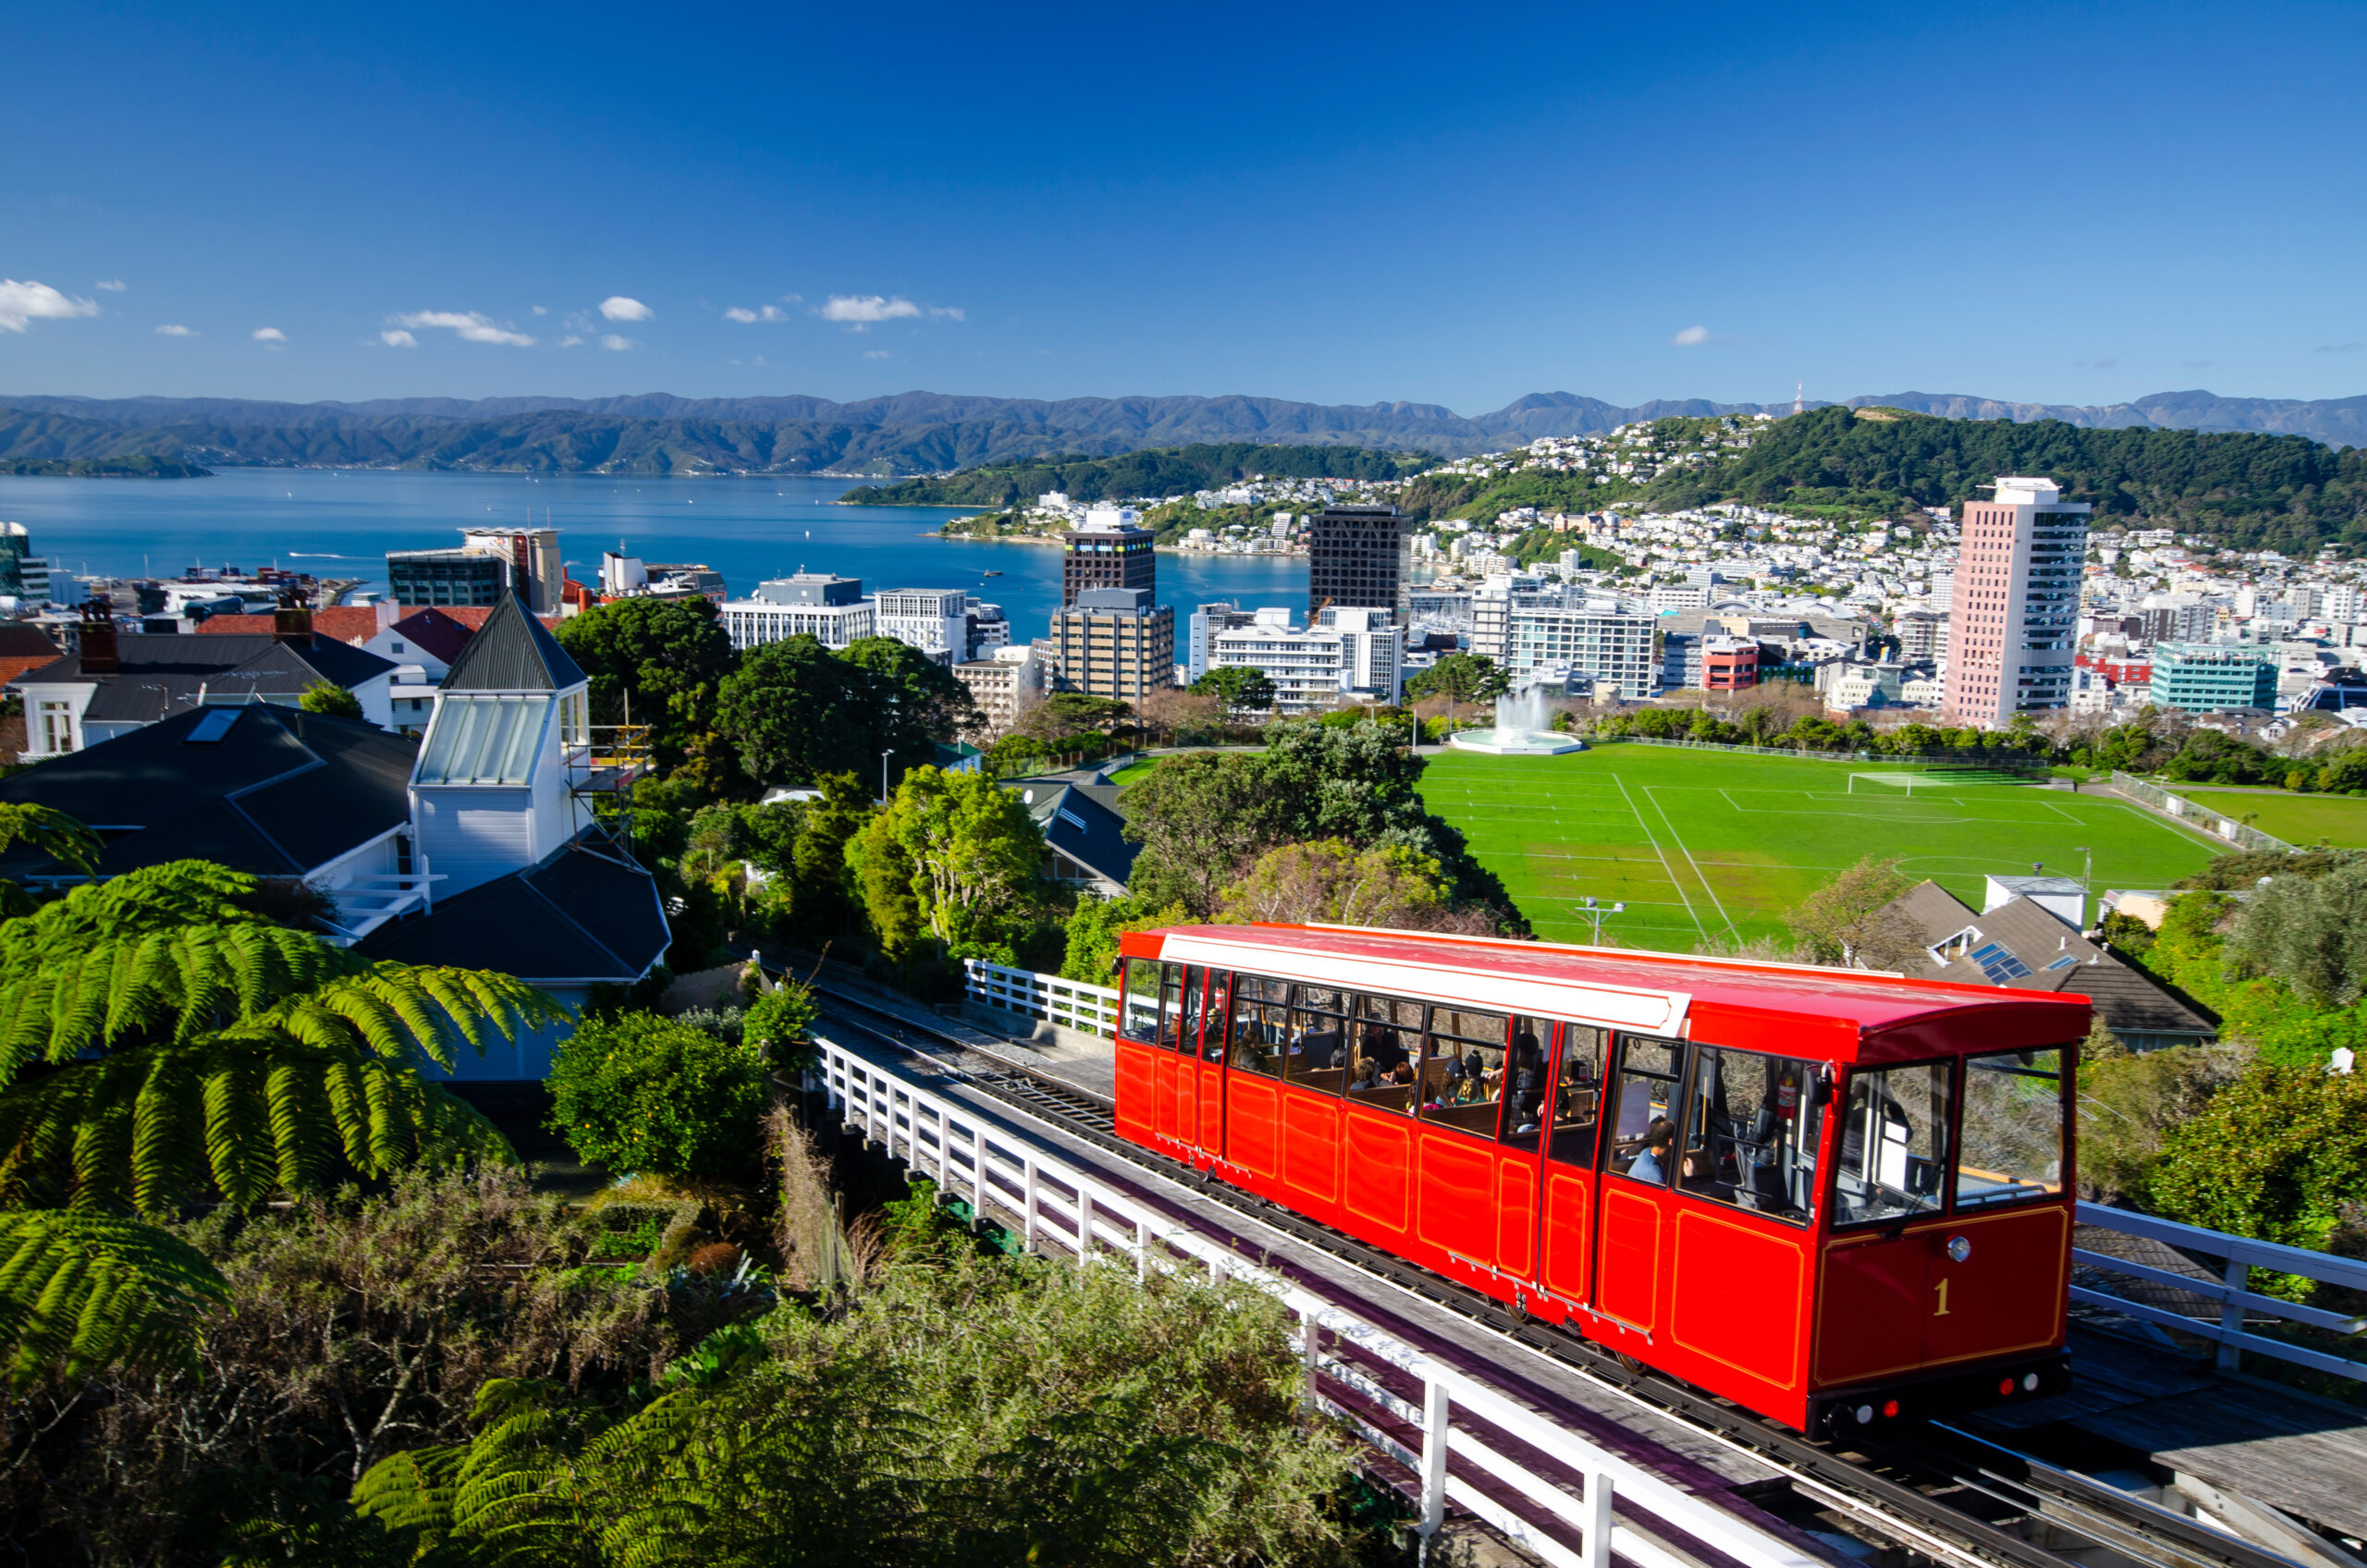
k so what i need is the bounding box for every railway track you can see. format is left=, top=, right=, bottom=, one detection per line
left=803, top=984, right=2306, bottom=1568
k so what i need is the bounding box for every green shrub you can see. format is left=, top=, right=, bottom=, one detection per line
left=2148, top=1062, right=2367, bottom=1267
left=741, top=981, right=816, bottom=1071
left=546, top=1011, right=774, bottom=1180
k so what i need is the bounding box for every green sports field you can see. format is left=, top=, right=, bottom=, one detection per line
left=1417, top=744, right=2229, bottom=949
left=2164, top=786, right=2367, bottom=849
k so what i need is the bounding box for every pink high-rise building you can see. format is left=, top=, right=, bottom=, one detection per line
left=1941, top=478, right=2091, bottom=728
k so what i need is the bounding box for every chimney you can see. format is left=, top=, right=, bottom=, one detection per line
left=79, top=601, right=119, bottom=674
left=274, top=600, right=314, bottom=646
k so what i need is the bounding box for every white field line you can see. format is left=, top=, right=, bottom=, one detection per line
left=1642, top=784, right=1736, bottom=940
left=1611, top=772, right=1705, bottom=941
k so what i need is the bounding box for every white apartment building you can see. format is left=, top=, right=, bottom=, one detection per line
left=1502, top=602, right=1656, bottom=699
left=875, top=588, right=970, bottom=666
left=720, top=572, right=876, bottom=652
left=1941, top=477, right=2090, bottom=727
left=1208, top=606, right=1403, bottom=714
left=952, top=643, right=1044, bottom=731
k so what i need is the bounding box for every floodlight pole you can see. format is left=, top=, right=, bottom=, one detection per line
left=1580, top=895, right=1625, bottom=944
left=881, top=748, right=895, bottom=804
left=2073, top=844, right=2092, bottom=928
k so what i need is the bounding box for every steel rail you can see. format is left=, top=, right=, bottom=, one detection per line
left=801, top=983, right=2309, bottom=1568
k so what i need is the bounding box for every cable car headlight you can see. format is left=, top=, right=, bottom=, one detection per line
left=1947, top=1235, right=1971, bottom=1263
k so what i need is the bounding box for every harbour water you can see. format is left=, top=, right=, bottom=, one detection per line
left=0, top=469, right=1308, bottom=661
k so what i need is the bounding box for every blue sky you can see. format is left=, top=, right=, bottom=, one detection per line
left=3, top=0, right=2362, bottom=412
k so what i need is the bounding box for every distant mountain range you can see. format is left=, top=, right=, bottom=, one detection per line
left=1, top=387, right=2361, bottom=477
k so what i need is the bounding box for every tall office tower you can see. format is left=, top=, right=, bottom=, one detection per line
left=1941, top=477, right=2091, bottom=727
left=1061, top=506, right=1156, bottom=607
left=1306, top=504, right=1410, bottom=620
left=1049, top=587, right=1174, bottom=700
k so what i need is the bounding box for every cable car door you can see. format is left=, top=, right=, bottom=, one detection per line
left=1536, top=1024, right=1605, bottom=1312
left=1191, top=970, right=1231, bottom=1167
left=1154, top=964, right=1203, bottom=1154
left=1592, top=1035, right=1685, bottom=1334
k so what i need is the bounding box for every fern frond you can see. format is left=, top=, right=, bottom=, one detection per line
left=0, top=803, right=102, bottom=876
left=0, top=1209, right=230, bottom=1388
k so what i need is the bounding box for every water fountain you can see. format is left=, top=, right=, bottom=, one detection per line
left=1447, top=684, right=1587, bottom=755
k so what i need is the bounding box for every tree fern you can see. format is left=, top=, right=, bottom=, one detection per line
left=0, top=1209, right=229, bottom=1387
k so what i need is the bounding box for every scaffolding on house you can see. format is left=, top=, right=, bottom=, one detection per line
left=566, top=721, right=656, bottom=867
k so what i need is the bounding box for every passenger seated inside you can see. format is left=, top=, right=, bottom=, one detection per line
left=1347, top=1051, right=1384, bottom=1093
left=1626, top=1118, right=1675, bottom=1183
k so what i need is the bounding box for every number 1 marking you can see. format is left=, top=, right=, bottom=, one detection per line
left=1933, top=1278, right=1952, bottom=1317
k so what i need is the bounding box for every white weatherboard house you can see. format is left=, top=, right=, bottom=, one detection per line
left=0, top=595, right=670, bottom=1083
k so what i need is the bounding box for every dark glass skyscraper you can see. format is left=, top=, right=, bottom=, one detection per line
left=1306, top=504, right=1409, bottom=620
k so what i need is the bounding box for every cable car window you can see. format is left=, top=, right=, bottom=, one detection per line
left=1675, top=1047, right=1822, bottom=1223
left=1198, top=973, right=1233, bottom=1060
left=1286, top=985, right=1351, bottom=1095
left=1606, top=1036, right=1683, bottom=1185
left=1546, top=1025, right=1604, bottom=1168
left=1955, top=1048, right=2066, bottom=1210
left=1225, top=974, right=1290, bottom=1078
left=1344, top=996, right=1423, bottom=1115
left=1419, top=1007, right=1507, bottom=1138
left=1833, top=1061, right=1952, bottom=1226
left=1499, top=1020, right=1551, bottom=1151
left=1119, top=958, right=1163, bottom=1045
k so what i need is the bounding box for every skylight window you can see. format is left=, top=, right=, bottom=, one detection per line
left=184, top=708, right=240, bottom=744
left=414, top=694, right=549, bottom=785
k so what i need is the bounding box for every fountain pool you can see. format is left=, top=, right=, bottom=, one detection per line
left=1447, top=686, right=1587, bottom=755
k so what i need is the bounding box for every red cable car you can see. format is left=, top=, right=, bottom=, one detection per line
left=1110, top=923, right=2083, bottom=1436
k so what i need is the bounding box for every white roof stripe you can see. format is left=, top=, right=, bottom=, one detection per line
left=1158, top=933, right=1690, bottom=1036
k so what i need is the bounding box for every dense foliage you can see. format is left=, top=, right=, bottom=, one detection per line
left=2146, top=1064, right=2367, bottom=1256
left=849, top=766, right=1050, bottom=969
left=547, top=1011, right=779, bottom=1181
left=298, top=681, right=366, bottom=720
left=841, top=441, right=1432, bottom=508
left=716, top=634, right=974, bottom=790
left=554, top=596, right=738, bottom=766
left=1588, top=704, right=2042, bottom=758
left=1648, top=404, right=2367, bottom=550
left=1122, top=719, right=1521, bottom=929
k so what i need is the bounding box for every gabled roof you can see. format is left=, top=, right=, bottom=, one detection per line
left=440, top=595, right=585, bottom=692
left=356, top=839, right=669, bottom=984
left=387, top=608, right=479, bottom=667
left=9, top=634, right=399, bottom=723
left=1007, top=773, right=1138, bottom=887
left=0, top=704, right=417, bottom=877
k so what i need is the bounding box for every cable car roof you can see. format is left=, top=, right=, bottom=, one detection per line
left=1130, top=923, right=2089, bottom=1065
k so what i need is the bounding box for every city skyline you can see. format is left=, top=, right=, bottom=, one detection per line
left=3, top=1, right=2363, bottom=411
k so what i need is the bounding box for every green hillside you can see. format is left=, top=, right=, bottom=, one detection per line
left=0, top=454, right=212, bottom=477
left=1647, top=405, right=2367, bottom=550
left=839, top=442, right=1434, bottom=508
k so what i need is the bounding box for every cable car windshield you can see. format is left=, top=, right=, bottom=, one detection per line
left=1956, top=1048, right=2067, bottom=1208
left=1833, top=1061, right=1952, bottom=1226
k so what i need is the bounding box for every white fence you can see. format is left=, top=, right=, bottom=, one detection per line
left=2108, top=773, right=2296, bottom=853
left=811, top=1037, right=1827, bottom=1568
left=2074, top=1202, right=2367, bottom=1379
left=961, top=960, right=1122, bottom=1037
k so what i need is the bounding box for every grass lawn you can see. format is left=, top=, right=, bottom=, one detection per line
left=1416, top=744, right=2229, bottom=949
left=2163, top=786, right=2367, bottom=849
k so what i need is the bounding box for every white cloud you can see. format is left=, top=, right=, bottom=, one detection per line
left=559, top=335, right=584, bottom=349
left=380, top=329, right=418, bottom=348
left=863, top=349, right=891, bottom=359
left=599, top=334, right=633, bottom=351
left=251, top=326, right=287, bottom=343
left=531, top=305, right=547, bottom=315
left=154, top=324, right=196, bottom=337
left=930, top=305, right=965, bottom=321
left=819, top=293, right=924, bottom=328
left=0, top=279, right=101, bottom=333
left=392, top=310, right=535, bottom=347
left=724, top=303, right=791, bottom=324
left=1672, top=325, right=1711, bottom=347
left=598, top=295, right=653, bottom=322
left=95, top=278, right=126, bottom=292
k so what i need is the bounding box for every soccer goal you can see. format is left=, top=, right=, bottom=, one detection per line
left=1847, top=771, right=1934, bottom=796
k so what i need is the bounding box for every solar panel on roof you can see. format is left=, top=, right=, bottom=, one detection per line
left=1970, top=941, right=2033, bottom=984
left=184, top=707, right=241, bottom=744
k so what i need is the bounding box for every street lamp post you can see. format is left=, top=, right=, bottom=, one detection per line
left=1579, top=895, right=1625, bottom=944
left=880, top=749, right=895, bottom=804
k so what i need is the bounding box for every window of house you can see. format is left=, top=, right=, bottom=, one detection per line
left=414, top=694, right=550, bottom=785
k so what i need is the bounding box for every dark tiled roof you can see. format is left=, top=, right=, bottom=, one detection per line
left=10, top=634, right=397, bottom=724
left=357, top=840, right=669, bottom=983
left=0, top=624, right=60, bottom=658
left=1007, top=775, right=1139, bottom=887
left=441, top=596, right=585, bottom=692
left=0, top=704, right=417, bottom=876
left=1879, top=879, right=2218, bottom=1042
